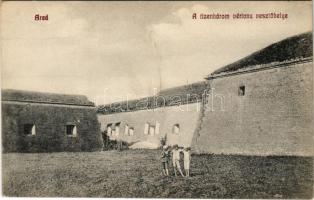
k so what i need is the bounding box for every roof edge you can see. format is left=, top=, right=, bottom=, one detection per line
left=2, top=99, right=96, bottom=107
left=1, top=89, right=95, bottom=107
left=205, top=57, right=312, bottom=80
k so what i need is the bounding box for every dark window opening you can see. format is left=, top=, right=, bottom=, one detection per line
left=66, top=125, right=77, bottom=137
left=238, top=86, right=245, bottom=96
left=107, top=123, right=113, bottom=135
left=24, top=124, right=36, bottom=135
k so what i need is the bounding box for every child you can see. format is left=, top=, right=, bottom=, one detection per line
left=161, top=145, right=170, bottom=176
left=183, top=147, right=191, bottom=177
left=171, top=144, right=184, bottom=177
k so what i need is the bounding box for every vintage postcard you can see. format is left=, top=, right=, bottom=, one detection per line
left=0, top=1, right=313, bottom=198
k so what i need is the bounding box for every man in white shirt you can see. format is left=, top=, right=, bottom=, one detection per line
left=171, top=144, right=184, bottom=177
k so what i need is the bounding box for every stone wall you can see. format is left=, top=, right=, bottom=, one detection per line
left=98, top=102, right=202, bottom=147
left=2, top=102, right=103, bottom=152
left=192, top=61, right=313, bottom=156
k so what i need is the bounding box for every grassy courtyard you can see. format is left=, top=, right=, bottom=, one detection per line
left=2, top=150, right=313, bottom=198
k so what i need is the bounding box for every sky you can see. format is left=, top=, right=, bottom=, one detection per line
left=1, top=1, right=312, bottom=105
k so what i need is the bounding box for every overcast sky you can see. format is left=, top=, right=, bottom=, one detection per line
left=1, top=1, right=312, bottom=105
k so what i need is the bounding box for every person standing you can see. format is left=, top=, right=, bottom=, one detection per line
left=183, top=147, right=191, bottom=177
left=161, top=145, right=170, bottom=176
left=172, top=144, right=184, bottom=177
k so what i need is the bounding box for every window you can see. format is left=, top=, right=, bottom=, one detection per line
left=66, top=125, right=77, bottom=137
left=173, top=124, right=180, bottom=134
left=129, top=128, right=134, bottom=136
left=124, top=124, right=129, bottom=135
left=144, top=123, right=149, bottom=135
left=114, top=122, right=121, bottom=136
left=238, top=86, right=245, bottom=96
left=107, top=124, right=112, bottom=135
left=125, top=125, right=134, bottom=136
left=24, top=124, right=36, bottom=136
left=144, top=122, right=159, bottom=136
left=149, top=125, right=155, bottom=136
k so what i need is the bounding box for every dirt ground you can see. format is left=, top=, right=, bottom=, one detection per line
left=2, top=150, right=313, bottom=198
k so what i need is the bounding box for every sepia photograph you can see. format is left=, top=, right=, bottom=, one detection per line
left=0, top=1, right=313, bottom=198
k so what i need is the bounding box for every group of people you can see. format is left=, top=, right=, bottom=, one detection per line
left=161, top=144, right=191, bottom=177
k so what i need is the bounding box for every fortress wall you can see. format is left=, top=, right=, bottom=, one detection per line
left=192, top=61, right=313, bottom=156
left=2, top=103, right=103, bottom=152
left=98, top=102, right=202, bottom=147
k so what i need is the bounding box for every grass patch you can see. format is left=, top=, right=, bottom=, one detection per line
left=2, top=150, right=313, bottom=198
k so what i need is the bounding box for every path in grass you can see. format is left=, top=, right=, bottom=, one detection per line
left=2, top=150, right=313, bottom=198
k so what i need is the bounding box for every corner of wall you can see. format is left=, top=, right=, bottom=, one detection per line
left=191, top=80, right=212, bottom=154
